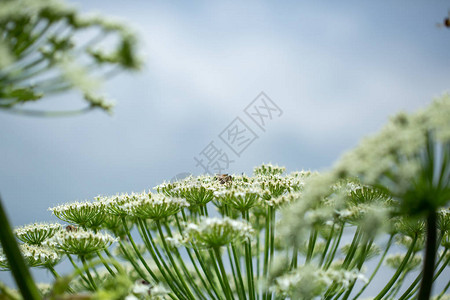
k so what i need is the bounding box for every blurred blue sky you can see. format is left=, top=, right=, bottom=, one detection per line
left=1, top=0, right=450, bottom=288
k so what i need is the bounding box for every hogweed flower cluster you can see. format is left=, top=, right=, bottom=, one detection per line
left=1, top=96, right=450, bottom=299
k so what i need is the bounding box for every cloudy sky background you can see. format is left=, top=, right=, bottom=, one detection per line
left=1, top=0, right=449, bottom=291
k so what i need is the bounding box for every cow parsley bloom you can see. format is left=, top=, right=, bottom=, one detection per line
left=214, top=185, right=261, bottom=212
left=185, top=217, right=254, bottom=248
left=122, top=193, right=189, bottom=220
left=98, top=193, right=138, bottom=217
left=46, top=228, right=116, bottom=256
left=49, top=201, right=106, bottom=229
left=14, top=223, right=62, bottom=245
left=270, top=265, right=366, bottom=299
left=0, top=244, right=60, bottom=269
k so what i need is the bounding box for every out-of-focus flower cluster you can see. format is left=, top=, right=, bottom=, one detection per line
left=0, top=0, right=142, bottom=115
left=2, top=117, right=449, bottom=300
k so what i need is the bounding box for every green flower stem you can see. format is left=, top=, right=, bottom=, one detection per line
left=386, top=269, right=409, bottom=300
left=256, top=224, right=261, bottom=282
left=96, top=251, right=115, bottom=277
left=66, top=254, right=91, bottom=288
left=400, top=274, right=422, bottom=300
left=437, top=279, right=450, bottom=299
left=319, top=222, right=336, bottom=267
left=15, top=20, right=54, bottom=56
left=325, top=228, right=362, bottom=300
left=213, top=247, right=234, bottom=300
left=399, top=246, right=448, bottom=300
left=136, top=219, right=186, bottom=299
left=174, top=214, right=224, bottom=300
left=230, top=244, right=247, bottom=300
left=104, top=248, right=124, bottom=274
left=117, top=240, right=150, bottom=282
left=141, top=220, right=197, bottom=300
left=181, top=210, right=227, bottom=299
left=243, top=211, right=256, bottom=300
left=418, top=210, right=438, bottom=300
left=353, top=234, right=394, bottom=300
left=193, top=247, right=225, bottom=300
left=350, top=237, right=374, bottom=270
left=80, top=256, right=97, bottom=291
left=267, top=207, right=276, bottom=300
left=162, top=222, right=208, bottom=300
left=0, top=195, right=41, bottom=300
left=432, top=251, right=450, bottom=282
left=324, top=224, right=344, bottom=270
left=341, top=238, right=374, bottom=300
left=402, top=247, right=450, bottom=300
left=342, top=227, right=362, bottom=269
left=262, top=206, right=271, bottom=300
left=306, top=228, right=318, bottom=263
left=155, top=221, right=196, bottom=300
left=121, top=217, right=159, bottom=283
left=290, top=246, right=298, bottom=269
left=227, top=246, right=243, bottom=300
left=47, top=265, right=60, bottom=278
left=373, top=234, right=417, bottom=300
left=208, top=248, right=232, bottom=299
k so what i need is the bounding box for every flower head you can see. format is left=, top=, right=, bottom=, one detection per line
left=15, top=222, right=62, bottom=245
left=214, top=185, right=261, bottom=212
left=46, top=228, right=116, bottom=256
left=49, top=201, right=106, bottom=229
left=122, top=193, right=189, bottom=220
left=0, top=244, right=60, bottom=269
left=185, top=217, right=254, bottom=248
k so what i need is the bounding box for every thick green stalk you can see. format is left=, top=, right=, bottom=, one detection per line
left=418, top=210, right=438, bottom=300
left=0, top=195, right=41, bottom=300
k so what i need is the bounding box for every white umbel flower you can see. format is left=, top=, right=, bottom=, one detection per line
left=15, top=222, right=62, bottom=245
left=185, top=217, right=254, bottom=248
left=0, top=244, right=60, bottom=269
left=122, top=193, right=189, bottom=220
left=46, top=228, right=117, bottom=256
left=49, top=201, right=106, bottom=229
